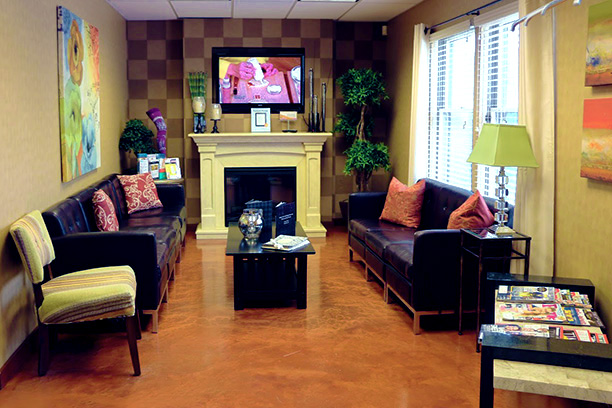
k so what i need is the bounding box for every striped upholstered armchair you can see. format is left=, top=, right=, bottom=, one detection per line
left=9, top=210, right=141, bottom=376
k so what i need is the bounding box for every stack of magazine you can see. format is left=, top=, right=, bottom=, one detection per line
left=261, top=235, right=310, bottom=251
left=479, top=285, right=608, bottom=344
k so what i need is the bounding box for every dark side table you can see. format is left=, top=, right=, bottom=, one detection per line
left=458, top=228, right=531, bottom=347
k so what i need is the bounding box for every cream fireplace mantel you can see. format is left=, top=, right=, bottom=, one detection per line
left=189, top=132, right=330, bottom=239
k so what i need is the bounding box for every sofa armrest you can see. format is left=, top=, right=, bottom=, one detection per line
left=156, top=183, right=185, bottom=208
left=348, top=192, right=387, bottom=221
left=50, top=232, right=161, bottom=309
left=411, top=229, right=461, bottom=311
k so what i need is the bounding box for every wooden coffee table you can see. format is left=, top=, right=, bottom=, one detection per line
left=225, top=222, right=315, bottom=310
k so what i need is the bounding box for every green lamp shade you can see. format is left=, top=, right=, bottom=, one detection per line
left=467, top=124, right=539, bottom=168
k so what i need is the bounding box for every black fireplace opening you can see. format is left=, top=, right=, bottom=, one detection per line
left=225, top=167, right=296, bottom=226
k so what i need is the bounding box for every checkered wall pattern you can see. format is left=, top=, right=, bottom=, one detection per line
left=126, top=19, right=387, bottom=225
left=127, top=21, right=184, bottom=163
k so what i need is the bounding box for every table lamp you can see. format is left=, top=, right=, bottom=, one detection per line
left=467, top=124, right=539, bottom=235
left=210, top=103, right=222, bottom=134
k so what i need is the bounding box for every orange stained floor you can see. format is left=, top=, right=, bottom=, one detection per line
left=0, top=226, right=605, bottom=408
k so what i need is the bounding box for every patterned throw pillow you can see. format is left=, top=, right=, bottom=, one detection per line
left=447, top=190, right=494, bottom=230
left=117, top=173, right=163, bottom=214
left=92, top=190, right=119, bottom=232
left=379, top=178, right=426, bottom=228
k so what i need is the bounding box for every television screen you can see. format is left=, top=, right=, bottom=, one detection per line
left=212, top=47, right=305, bottom=113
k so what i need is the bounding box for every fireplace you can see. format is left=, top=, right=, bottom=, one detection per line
left=189, top=132, right=328, bottom=239
left=225, top=167, right=296, bottom=226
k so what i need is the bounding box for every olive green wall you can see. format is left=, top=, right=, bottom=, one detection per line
left=387, top=0, right=612, bottom=331
left=0, top=0, right=127, bottom=367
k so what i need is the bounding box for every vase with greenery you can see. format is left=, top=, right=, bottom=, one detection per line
left=335, top=68, right=390, bottom=192
left=188, top=71, right=208, bottom=133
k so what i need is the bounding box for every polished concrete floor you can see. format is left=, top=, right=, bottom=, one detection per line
left=0, top=227, right=604, bottom=407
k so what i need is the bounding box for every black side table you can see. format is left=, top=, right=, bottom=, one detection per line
left=458, top=228, right=531, bottom=348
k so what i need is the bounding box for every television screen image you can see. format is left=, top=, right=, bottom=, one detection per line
left=218, top=56, right=301, bottom=105
left=212, top=47, right=305, bottom=113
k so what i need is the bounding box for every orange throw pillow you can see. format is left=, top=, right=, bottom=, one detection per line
left=379, top=178, right=425, bottom=228
left=447, top=190, right=494, bottom=230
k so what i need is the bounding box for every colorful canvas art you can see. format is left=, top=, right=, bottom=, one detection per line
left=57, top=6, right=100, bottom=182
left=581, top=98, right=612, bottom=182
left=586, top=0, right=612, bottom=86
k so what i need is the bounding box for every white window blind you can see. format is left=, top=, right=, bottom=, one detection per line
left=422, top=10, right=519, bottom=203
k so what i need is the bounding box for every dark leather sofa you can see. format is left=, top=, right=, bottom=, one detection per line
left=348, top=178, right=513, bottom=334
left=42, top=174, right=186, bottom=333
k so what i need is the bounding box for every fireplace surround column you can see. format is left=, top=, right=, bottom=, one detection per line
left=190, top=132, right=330, bottom=239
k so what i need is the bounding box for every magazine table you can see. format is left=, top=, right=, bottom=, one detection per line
left=479, top=295, right=611, bottom=407
left=459, top=228, right=531, bottom=344
left=226, top=222, right=315, bottom=310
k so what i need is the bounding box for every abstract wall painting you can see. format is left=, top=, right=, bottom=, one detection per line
left=57, top=6, right=100, bottom=182
left=582, top=98, right=612, bottom=182
left=586, top=0, right=612, bottom=86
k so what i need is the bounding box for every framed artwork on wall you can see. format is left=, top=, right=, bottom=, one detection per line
left=581, top=98, right=612, bottom=182
left=57, top=6, right=101, bottom=182
left=586, top=0, right=612, bottom=86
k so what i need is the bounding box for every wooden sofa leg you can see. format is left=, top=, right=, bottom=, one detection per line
left=176, top=247, right=182, bottom=263
left=384, top=283, right=392, bottom=304
left=413, top=313, right=422, bottom=335
left=364, top=267, right=373, bottom=282
left=349, top=248, right=354, bottom=261
left=126, top=315, right=141, bottom=376
left=150, top=311, right=159, bottom=333
left=38, top=324, right=50, bottom=376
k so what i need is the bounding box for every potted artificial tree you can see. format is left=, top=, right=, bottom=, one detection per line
left=335, top=68, right=391, bottom=222
left=119, top=119, right=158, bottom=173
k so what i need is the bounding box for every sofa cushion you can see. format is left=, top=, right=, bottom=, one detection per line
left=364, top=229, right=416, bottom=258
left=385, top=243, right=415, bottom=281
left=92, top=190, right=120, bottom=232
left=120, top=225, right=177, bottom=250
left=349, top=219, right=407, bottom=241
left=42, top=198, right=91, bottom=237
left=447, top=190, right=494, bottom=230
left=117, top=173, right=163, bottom=215
left=380, top=178, right=425, bottom=228
left=420, top=179, right=474, bottom=230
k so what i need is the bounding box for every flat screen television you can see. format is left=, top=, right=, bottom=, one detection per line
left=212, top=47, right=305, bottom=114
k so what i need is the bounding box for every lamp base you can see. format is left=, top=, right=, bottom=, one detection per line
left=495, top=225, right=516, bottom=236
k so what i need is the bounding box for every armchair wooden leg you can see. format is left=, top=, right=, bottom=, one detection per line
left=135, top=312, right=142, bottom=340
left=126, top=315, right=141, bottom=376
left=38, top=324, right=50, bottom=376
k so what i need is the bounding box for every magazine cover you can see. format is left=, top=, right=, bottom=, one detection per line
left=584, top=309, right=605, bottom=327
left=480, top=324, right=550, bottom=338
left=500, top=303, right=566, bottom=323
left=497, top=286, right=556, bottom=303
left=590, top=332, right=609, bottom=344
left=562, top=306, right=589, bottom=326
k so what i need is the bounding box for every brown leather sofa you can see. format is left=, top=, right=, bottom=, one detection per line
left=42, top=174, right=186, bottom=332
left=348, top=178, right=513, bottom=334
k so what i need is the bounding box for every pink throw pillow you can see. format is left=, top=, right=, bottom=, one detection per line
left=379, top=178, right=426, bottom=228
left=447, top=190, right=494, bottom=229
left=117, top=173, right=163, bottom=215
left=92, top=190, right=119, bottom=232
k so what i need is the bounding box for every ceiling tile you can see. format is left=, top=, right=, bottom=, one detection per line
left=339, top=1, right=419, bottom=21
left=108, top=1, right=177, bottom=20
left=287, top=1, right=356, bottom=19
left=171, top=1, right=232, bottom=18
left=233, top=2, right=294, bottom=18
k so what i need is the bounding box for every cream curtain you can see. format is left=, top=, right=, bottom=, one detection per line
left=515, top=0, right=556, bottom=276
left=408, top=23, right=429, bottom=184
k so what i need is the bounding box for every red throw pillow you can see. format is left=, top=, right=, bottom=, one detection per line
left=92, top=190, right=119, bottom=232
left=379, top=178, right=426, bottom=228
left=447, top=190, right=494, bottom=229
left=117, top=173, right=163, bottom=214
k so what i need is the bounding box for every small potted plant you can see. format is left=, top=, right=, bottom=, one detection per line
left=335, top=68, right=391, bottom=222
left=119, top=119, right=158, bottom=172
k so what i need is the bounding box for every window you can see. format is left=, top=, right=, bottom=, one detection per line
left=418, top=10, right=520, bottom=203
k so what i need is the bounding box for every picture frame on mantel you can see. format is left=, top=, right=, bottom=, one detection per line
left=251, top=108, right=271, bottom=133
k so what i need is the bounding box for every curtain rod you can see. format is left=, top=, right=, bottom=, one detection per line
left=424, top=0, right=505, bottom=34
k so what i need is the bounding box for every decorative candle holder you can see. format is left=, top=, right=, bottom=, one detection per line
left=210, top=103, right=222, bottom=134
